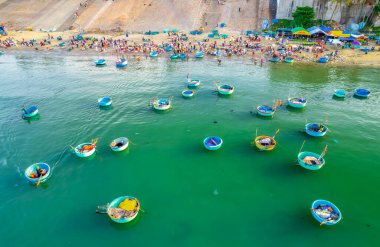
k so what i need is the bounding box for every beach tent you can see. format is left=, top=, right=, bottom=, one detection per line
left=307, top=26, right=329, bottom=36
left=276, top=28, right=292, bottom=37
left=319, top=26, right=333, bottom=33
left=291, top=27, right=310, bottom=36
left=328, top=30, right=350, bottom=38
left=339, top=37, right=356, bottom=41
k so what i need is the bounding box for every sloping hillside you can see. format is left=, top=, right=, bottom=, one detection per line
left=0, top=0, right=271, bottom=32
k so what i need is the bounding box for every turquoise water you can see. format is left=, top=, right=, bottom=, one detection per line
left=0, top=53, right=379, bottom=246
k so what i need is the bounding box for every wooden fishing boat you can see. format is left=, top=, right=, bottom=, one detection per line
left=22, top=106, right=39, bottom=118
left=187, top=79, right=200, bottom=88
left=311, top=199, right=342, bottom=226
left=95, top=59, right=106, bottom=66
left=334, top=89, right=346, bottom=98
left=256, top=105, right=275, bottom=117
left=149, top=51, right=158, bottom=57
left=107, top=196, right=140, bottom=223
left=170, top=54, right=179, bottom=59
left=203, top=136, right=223, bottom=150
left=305, top=123, right=328, bottom=137
left=318, top=57, right=328, bottom=63
left=195, top=51, right=204, bottom=58
left=288, top=97, right=307, bottom=108
left=284, top=57, right=294, bottom=63
left=152, top=98, right=171, bottom=111
left=182, top=89, right=194, bottom=98
left=298, top=151, right=325, bottom=170
left=354, top=88, right=370, bottom=98
left=98, top=97, right=112, bottom=107
left=116, top=58, right=128, bottom=68
left=110, top=137, right=129, bottom=152
left=217, top=84, right=234, bottom=95
left=73, top=139, right=97, bottom=157
left=24, top=163, right=50, bottom=184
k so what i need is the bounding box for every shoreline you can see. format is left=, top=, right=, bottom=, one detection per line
left=1, top=30, right=380, bottom=67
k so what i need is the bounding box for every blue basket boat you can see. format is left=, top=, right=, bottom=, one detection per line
left=116, top=58, right=128, bottom=68
left=354, top=88, right=370, bottom=98
left=284, top=57, right=294, bottom=63
left=24, top=163, right=51, bottom=184
left=95, top=59, right=106, bottom=66
left=170, top=54, right=179, bottom=59
left=334, top=89, right=346, bottom=98
left=165, top=46, right=172, bottom=52
left=98, top=97, right=112, bottom=107
left=305, top=123, right=328, bottom=137
left=195, top=51, right=204, bottom=58
left=256, top=105, right=276, bottom=117
left=152, top=98, right=171, bottom=111
left=217, top=84, right=234, bottom=95
left=182, top=89, right=194, bottom=98
left=318, top=57, right=328, bottom=63
left=187, top=79, right=200, bottom=88
left=149, top=51, right=158, bottom=57
left=110, top=137, right=129, bottom=152
left=298, top=151, right=325, bottom=170
left=22, top=106, right=39, bottom=118
left=74, top=139, right=97, bottom=157
left=107, top=196, right=140, bottom=223
left=269, top=57, right=279, bottom=63
left=179, top=53, right=187, bottom=60
left=203, top=136, right=223, bottom=150
left=311, top=199, right=342, bottom=226
left=288, top=97, right=307, bottom=108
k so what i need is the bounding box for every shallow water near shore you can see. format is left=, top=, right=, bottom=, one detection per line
left=0, top=54, right=379, bottom=246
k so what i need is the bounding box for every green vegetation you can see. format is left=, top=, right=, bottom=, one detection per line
left=292, top=6, right=315, bottom=28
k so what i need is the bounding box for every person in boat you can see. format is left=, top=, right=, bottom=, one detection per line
left=80, top=143, right=95, bottom=153
left=259, top=137, right=272, bottom=146
left=30, top=166, right=47, bottom=178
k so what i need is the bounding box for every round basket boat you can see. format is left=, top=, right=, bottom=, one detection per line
left=305, top=123, right=328, bottom=137
left=257, top=105, right=275, bottom=117
left=203, top=136, right=223, bottom=151
left=298, top=151, right=325, bottom=170
left=217, top=84, right=234, bottom=95
left=149, top=51, right=158, bottom=57
left=254, top=136, right=277, bottom=151
left=22, top=106, right=39, bottom=118
left=354, top=88, right=370, bottom=98
left=165, top=46, right=173, bottom=52
left=170, top=54, right=179, bottom=59
left=98, top=97, right=112, bottom=107
left=311, top=199, right=342, bottom=226
left=110, top=137, right=129, bottom=152
left=107, top=196, right=140, bottom=223
left=182, top=89, right=194, bottom=98
left=288, top=97, right=307, bottom=108
left=284, top=57, right=294, bottom=63
left=318, top=57, right=328, bottom=63
left=187, top=79, right=200, bottom=88
left=179, top=53, right=187, bottom=60
left=24, top=163, right=51, bottom=184
left=152, top=98, right=171, bottom=111
left=116, top=58, right=128, bottom=68
left=95, top=59, right=106, bottom=66
left=269, top=57, right=279, bottom=63
left=74, top=143, right=96, bottom=157
left=195, top=52, right=204, bottom=58
left=334, top=89, right=346, bottom=98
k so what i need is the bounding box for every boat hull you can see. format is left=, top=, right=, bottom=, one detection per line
left=354, top=88, right=370, bottom=98
left=24, top=163, right=51, bottom=184
left=254, top=136, right=276, bottom=151
left=75, top=143, right=96, bottom=157
left=110, top=137, right=129, bottom=152
left=149, top=52, right=158, bottom=57
left=311, top=199, right=342, bottom=226
left=217, top=85, right=234, bottom=95
left=203, top=136, right=223, bottom=150
left=95, top=59, right=106, bottom=66
left=108, top=196, right=140, bottom=223
left=334, top=89, right=346, bottom=98
left=298, top=151, right=325, bottom=170
left=305, top=123, right=328, bottom=137
left=288, top=97, right=307, bottom=108
left=182, top=90, right=194, bottom=98
left=256, top=105, right=275, bottom=117
left=153, top=99, right=171, bottom=111
left=187, top=80, right=200, bottom=88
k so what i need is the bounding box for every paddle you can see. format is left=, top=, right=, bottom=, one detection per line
left=319, top=144, right=328, bottom=160
left=255, top=128, right=258, bottom=137
left=272, top=129, right=280, bottom=139
left=298, top=140, right=306, bottom=154
left=36, top=175, right=42, bottom=188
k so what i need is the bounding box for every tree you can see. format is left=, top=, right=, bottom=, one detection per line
left=292, top=6, right=315, bottom=27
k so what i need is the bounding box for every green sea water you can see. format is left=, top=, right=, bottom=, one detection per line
left=0, top=53, right=379, bottom=247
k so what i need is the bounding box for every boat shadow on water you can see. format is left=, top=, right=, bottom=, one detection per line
left=22, top=114, right=40, bottom=122
left=107, top=213, right=142, bottom=231
left=286, top=105, right=305, bottom=113
left=99, top=105, right=113, bottom=111
left=332, top=95, right=345, bottom=101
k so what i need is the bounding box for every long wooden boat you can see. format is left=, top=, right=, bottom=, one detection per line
left=311, top=199, right=342, bottom=226
left=24, top=163, right=50, bottom=184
